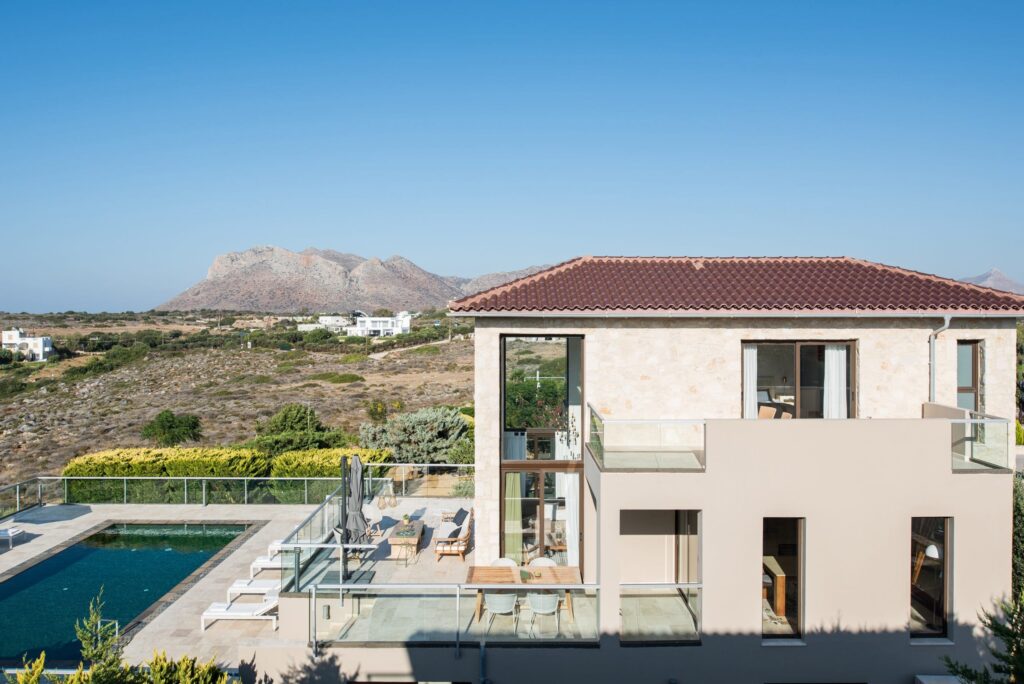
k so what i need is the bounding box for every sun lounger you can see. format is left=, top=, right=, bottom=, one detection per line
left=201, top=592, right=279, bottom=631
left=267, top=539, right=284, bottom=558
left=250, top=554, right=285, bottom=578
left=0, top=527, right=23, bottom=549
left=227, top=578, right=282, bottom=601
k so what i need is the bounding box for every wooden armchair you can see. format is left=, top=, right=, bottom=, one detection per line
left=434, top=509, right=473, bottom=562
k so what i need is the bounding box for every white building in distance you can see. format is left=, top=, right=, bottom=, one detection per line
left=297, top=315, right=353, bottom=333
left=2, top=328, right=54, bottom=361
left=344, top=311, right=412, bottom=337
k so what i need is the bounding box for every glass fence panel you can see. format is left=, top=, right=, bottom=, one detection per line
left=307, top=479, right=344, bottom=504
left=66, top=479, right=124, bottom=504
left=0, top=485, right=21, bottom=519
left=39, top=478, right=65, bottom=505
left=460, top=587, right=599, bottom=642
left=204, top=479, right=247, bottom=504
left=370, top=465, right=474, bottom=499
left=620, top=586, right=701, bottom=642
left=125, top=478, right=186, bottom=504
left=318, top=587, right=460, bottom=643
left=587, top=405, right=705, bottom=472
left=952, top=420, right=1010, bottom=471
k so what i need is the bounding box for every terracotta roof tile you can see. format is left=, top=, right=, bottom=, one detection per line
left=449, top=256, right=1024, bottom=315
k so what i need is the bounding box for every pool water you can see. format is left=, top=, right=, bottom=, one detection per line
left=0, top=523, right=245, bottom=664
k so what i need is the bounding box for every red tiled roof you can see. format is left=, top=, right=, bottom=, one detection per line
left=449, top=256, right=1024, bottom=315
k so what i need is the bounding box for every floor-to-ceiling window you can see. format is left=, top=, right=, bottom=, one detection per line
left=743, top=341, right=855, bottom=419
left=911, top=517, right=949, bottom=638
left=762, top=517, right=803, bottom=639
left=501, top=336, right=583, bottom=567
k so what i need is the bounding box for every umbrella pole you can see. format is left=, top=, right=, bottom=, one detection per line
left=341, top=455, right=348, bottom=582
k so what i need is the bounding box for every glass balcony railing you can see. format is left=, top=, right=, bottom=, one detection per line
left=309, top=582, right=599, bottom=645
left=620, top=584, right=702, bottom=642
left=588, top=404, right=705, bottom=472
left=951, top=414, right=1011, bottom=471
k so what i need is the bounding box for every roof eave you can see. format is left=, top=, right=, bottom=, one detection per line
left=447, top=308, right=1024, bottom=319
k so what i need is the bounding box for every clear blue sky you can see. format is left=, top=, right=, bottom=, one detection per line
left=1, top=1, right=1021, bottom=312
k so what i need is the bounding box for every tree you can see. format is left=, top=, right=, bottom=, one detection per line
left=74, top=590, right=123, bottom=684
left=1015, top=475, right=1024, bottom=597
left=944, top=591, right=1024, bottom=682
left=372, top=308, right=394, bottom=317
left=257, top=403, right=324, bottom=435
left=359, top=407, right=468, bottom=463
left=0, top=348, right=13, bottom=366
left=141, top=410, right=203, bottom=447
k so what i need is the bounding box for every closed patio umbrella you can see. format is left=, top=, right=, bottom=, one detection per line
left=345, top=455, right=368, bottom=544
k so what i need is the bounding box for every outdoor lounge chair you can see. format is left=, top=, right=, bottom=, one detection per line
left=249, top=554, right=285, bottom=578
left=201, top=592, right=279, bottom=631
left=434, top=509, right=473, bottom=562
left=0, top=527, right=23, bottom=549
left=227, top=578, right=282, bottom=601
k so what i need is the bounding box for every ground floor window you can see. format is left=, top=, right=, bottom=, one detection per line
left=763, top=517, right=803, bottom=639
left=501, top=466, right=581, bottom=567
left=911, top=517, right=949, bottom=638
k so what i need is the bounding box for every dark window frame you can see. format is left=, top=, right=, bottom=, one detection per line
left=742, top=340, right=858, bottom=419
left=956, top=341, right=981, bottom=413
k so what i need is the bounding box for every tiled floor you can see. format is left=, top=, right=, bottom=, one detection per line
left=621, top=591, right=699, bottom=641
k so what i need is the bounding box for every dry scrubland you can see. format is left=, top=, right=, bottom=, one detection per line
left=0, top=340, right=473, bottom=483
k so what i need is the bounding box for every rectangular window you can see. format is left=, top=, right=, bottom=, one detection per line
left=911, top=517, right=949, bottom=638
left=957, top=341, right=980, bottom=412
left=763, top=518, right=803, bottom=639
left=743, top=342, right=854, bottom=419
left=501, top=469, right=580, bottom=566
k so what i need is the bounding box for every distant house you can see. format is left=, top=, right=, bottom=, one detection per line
left=344, top=311, right=412, bottom=337
left=297, top=315, right=352, bottom=333
left=2, top=328, right=54, bottom=361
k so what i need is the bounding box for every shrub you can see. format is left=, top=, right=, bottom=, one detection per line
left=0, top=349, right=13, bottom=366
left=246, top=429, right=357, bottom=456
left=271, top=448, right=391, bottom=477
left=341, top=353, right=368, bottom=363
left=406, top=344, right=440, bottom=356
left=141, top=410, right=202, bottom=446
left=63, top=343, right=149, bottom=380
left=63, top=448, right=271, bottom=478
left=303, top=328, right=334, bottom=343
left=1017, top=420, right=1023, bottom=446
left=452, top=478, right=475, bottom=498
left=257, top=403, right=325, bottom=435
left=359, top=407, right=468, bottom=464
left=446, top=436, right=474, bottom=464
left=366, top=398, right=404, bottom=423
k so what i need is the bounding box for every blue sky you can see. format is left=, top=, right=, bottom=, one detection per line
left=1, top=1, right=1021, bottom=312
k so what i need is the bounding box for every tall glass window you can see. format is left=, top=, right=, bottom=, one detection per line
left=911, top=517, right=949, bottom=638
left=500, top=336, right=584, bottom=569
left=957, top=341, right=980, bottom=412
left=762, top=517, right=803, bottom=639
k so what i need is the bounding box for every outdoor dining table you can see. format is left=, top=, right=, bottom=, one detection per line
left=466, top=565, right=582, bottom=623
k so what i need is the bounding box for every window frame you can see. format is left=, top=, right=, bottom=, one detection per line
left=910, top=516, right=952, bottom=640
left=742, top=340, right=858, bottom=419
left=956, top=341, right=981, bottom=413
left=762, top=516, right=805, bottom=641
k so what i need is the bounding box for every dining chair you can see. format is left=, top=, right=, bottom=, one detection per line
left=528, top=557, right=556, bottom=568
left=527, top=591, right=560, bottom=637
left=483, top=591, right=519, bottom=635
left=491, top=557, right=518, bottom=568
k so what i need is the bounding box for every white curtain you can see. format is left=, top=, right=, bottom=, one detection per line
left=824, top=344, right=848, bottom=419
left=742, top=344, right=758, bottom=419
left=554, top=471, right=580, bottom=566
left=503, top=431, right=527, bottom=460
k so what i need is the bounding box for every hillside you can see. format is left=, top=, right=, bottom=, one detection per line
left=157, top=246, right=547, bottom=312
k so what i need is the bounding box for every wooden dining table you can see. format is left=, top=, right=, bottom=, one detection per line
left=466, top=565, right=582, bottom=623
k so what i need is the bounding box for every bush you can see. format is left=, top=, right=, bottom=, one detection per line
left=341, top=353, right=368, bottom=363
left=246, top=429, right=357, bottom=456
left=1017, top=420, right=1023, bottom=446
left=303, top=328, right=334, bottom=343
left=63, top=448, right=271, bottom=478
left=359, top=407, right=468, bottom=464
left=141, top=410, right=202, bottom=446
left=271, top=447, right=391, bottom=477
left=257, top=403, right=325, bottom=435
left=366, top=398, right=404, bottom=423
left=63, top=343, right=149, bottom=380
left=446, top=436, right=474, bottom=464
left=0, top=349, right=13, bottom=366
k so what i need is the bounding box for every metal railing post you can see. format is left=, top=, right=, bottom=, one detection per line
left=184, top=478, right=188, bottom=504
left=244, top=479, right=249, bottom=505
left=203, top=479, right=207, bottom=507
left=123, top=478, right=127, bottom=504
left=455, top=585, right=461, bottom=657
left=64, top=478, right=68, bottom=504
left=37, top=480, right=41, bottom=507
left=15, top=484, right=20, bottom=513
left=402, top=466, right=407, bottom=496
left=304, top=479, right=309, bottom=505
left=310, top=585, right=318, bottom=653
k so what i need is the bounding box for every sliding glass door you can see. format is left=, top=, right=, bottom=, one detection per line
left=743, top=341, right=855, bottom=419
left=501, top=468, right=581, bottom=566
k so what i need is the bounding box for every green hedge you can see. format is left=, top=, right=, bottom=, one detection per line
left=60, top=447, right=390, bottom=504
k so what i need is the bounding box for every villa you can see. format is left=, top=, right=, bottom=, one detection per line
left=2, top=255, right=1023, bottom=683
left=2, top=328, right=54, bottom=362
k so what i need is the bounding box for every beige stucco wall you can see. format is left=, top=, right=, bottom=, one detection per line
left=473, top=316, right=1018, bottom=562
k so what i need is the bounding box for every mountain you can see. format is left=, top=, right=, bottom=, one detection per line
left=156, top=246, right=548, bottom=313
left=961, top=268, right=1024, bottom=295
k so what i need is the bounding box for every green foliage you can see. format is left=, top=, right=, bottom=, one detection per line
left=503, top=377, right=566, bottom=429
left=406, top=344, right=440, bottom=356
left=257, top=403, right=325, bottom=435
left=309, top=372, right=364, bottom=384
left=270, top=447, right=391, bottom=477
left=0, top=348, right=13, bottom=366
left=245, top=429, right=357, bottom=456
left=459, top=405, right=475, bottom=418
left=341, top=353, right=368, bottom=363
left=359, top=407, right=468, bottom=464
left=12, top=653, right=47, bottom=684
left=75, top=590, right=123, bottom=681
left=1015, top=475, right=1024, bottom=596
left=1017, top=420, right=1023, bottom=447
left=452, top=478, right=475, bottom=498
left=141, top=410, right=203, bottom=447
left=445, top=436, right=475, bottom=464
left=365, top=398, right=404, bottom=423
left=0, top=377, right=28, bottom=401
left=63, top=343, right=149, bottom=380
left=63, top=448, right=271, bottom=478
left=303, top=328, right=334, bottom=343
left=372, top=308, right=394, bottom=317
left=944, top=591, right=1024, bottom=682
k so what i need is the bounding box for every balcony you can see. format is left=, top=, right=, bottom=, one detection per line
left=923, top=403, right=1012, bottom=472
left=587, top=404, right=705, bottom=472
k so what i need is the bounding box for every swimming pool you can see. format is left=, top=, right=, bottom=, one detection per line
left=0, top=523, right=246, bottom=665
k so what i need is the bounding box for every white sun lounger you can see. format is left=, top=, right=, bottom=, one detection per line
left=201, top=592, right=279, bottom=631
left=227, top=578, right=282, bottom=601
left=249, top=554, right=285, bottom=578
left=0, top=528, right=23, bottom=549
left=267, top=539, right=285, bottom=558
